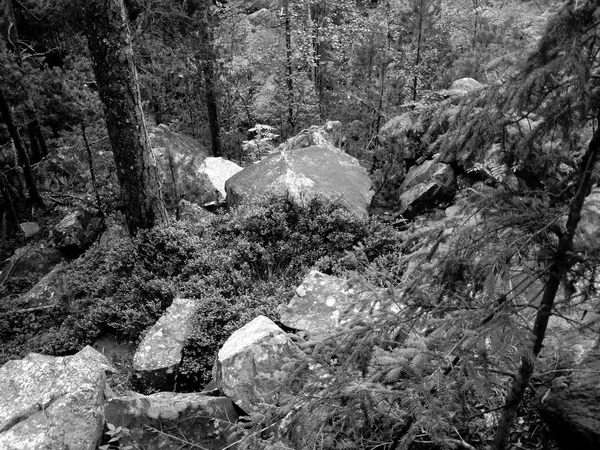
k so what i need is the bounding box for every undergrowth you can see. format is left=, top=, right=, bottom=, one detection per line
left=0, top=193, right=402, bottom=387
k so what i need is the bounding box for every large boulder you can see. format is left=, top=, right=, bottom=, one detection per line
left=0, top=346, right=112, bottom=450
left=279, top=270, right=385, bottom=339
left=197, top=157, right=243, bottom=204
left=149, top=124, right=211, bottom=211
left=213, top=315, right=305, bottom=414
left=448, top=77, right=483, bottom=95
left=53, top=209, right=104, bottom=256
left=225, top=145, right=373, bottom=216
left=0, top=244, right=65, bottom=287
left=539, top=349, right=600, bottom=450
left=104, top=392, right=239, bottom=450
left=133, top=298, right=199, bottom=392
left=8, top=266, right=67, bottom=311
left=279, top=121, right=343, bottom=152
left=576, top=187, right=600, bottom=246
left=398, top=159, right=456, bottom=218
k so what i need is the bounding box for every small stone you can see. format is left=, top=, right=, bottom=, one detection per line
left=19, top=222, right=40, bottom=238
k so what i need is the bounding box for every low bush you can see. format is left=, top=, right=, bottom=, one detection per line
left=0, top=192, right=403, bottom=386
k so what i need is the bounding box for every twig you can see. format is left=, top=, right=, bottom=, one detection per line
left=142, top=424, right=208, bottom=449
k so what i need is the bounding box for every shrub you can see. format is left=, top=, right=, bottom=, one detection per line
left=0, top=192, right=403, bottom=386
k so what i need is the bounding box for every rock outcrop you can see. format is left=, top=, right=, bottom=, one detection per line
left=448, top=77, right=483, bottom=95
left=280, top=270, right=384, bottom=339
left=0, top=346, right=112, bottom=450
left=19, top=222, right=40, bottom=238
left=398, top=158, right=456, bottom=218
left=12, top=266, right=66, bottom=311
left=213, top=315, right=305, bottom=414
left=225, top=144, right=373, bottom=216
left=53, top=209, right=104, bottom=256
left=539, top=349, right=600, bottom=450
left=0, top=244, right=65, bottom=287
left=279, top=121, right=343, bottom=152
left=197, top=157, right=243, bottom=204
left=104, top=392, right=239, bottom=450
left=149, top=124, right=210, bottom=211
left=133, top=298, right=199, bottom=392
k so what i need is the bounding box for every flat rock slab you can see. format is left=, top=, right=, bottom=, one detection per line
left=0, top=346, right=112, bottom=450
left=279, top=270, right=385, bottom=339
left=213, top=315, right=305, bottom=414
left=225, top=145, right=373, bottom=216
left=134, top=298, right=199, bottom=392
left=104, top=392, right=238, bottom=450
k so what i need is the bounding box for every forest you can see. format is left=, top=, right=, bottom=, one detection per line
left=1, top=0, right=599, bottom=449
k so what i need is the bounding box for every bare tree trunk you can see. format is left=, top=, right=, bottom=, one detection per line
left=83, top=0, right=167, bottom=235
left=491, top=114, right=600, bottom=450
left=81, top=121, right=105, bottom=224
left=198, top=0, right=221, bottom=157
left=2, top=0, right=20, bottom=55
left=0, top=169, right=18, bottom=234
left=411, top=0, right=424, bottom=102
left=283, top=0, right=295, bottom=133
left=0, top=87, right=44, bottom=207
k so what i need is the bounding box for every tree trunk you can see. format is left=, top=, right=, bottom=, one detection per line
left=411, top=0, right=424, bottom=102
left=82, top=0, right=167, bottom=235
left=198, top=0, right=221, bottom=157
left=0, top=87, right=44, bottom=207
left=27, top=120, right=42, bottom=163
left=2, top=0, right=20, bottom=55
left=0, top=169, right=19, bottom=234
left=490, top=114, right=600, bottom=450
left=282, top=0, right=295, bottom=133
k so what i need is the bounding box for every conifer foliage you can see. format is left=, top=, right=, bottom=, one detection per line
left=239, top=2, right=600, bottom=449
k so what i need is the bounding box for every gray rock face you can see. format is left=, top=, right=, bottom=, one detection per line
left=213, top=315, right=305, bottom=414
left=225, top=145, right=373, bottom=216
left=448, top=77, right=483, bottom=94
left=279, top=121, right=343, bottom=152
left=576, top=187, right=600, bottom=247
left=280, top=270, right=384, bottom=339
left=19, top=222, right=40, bottom=238
left=53, top=209, right=104, bottom=254
left=0, top=346, right=112, bottom=450
left=247, top=7, right=278, bottom=27
left=539, top=349, right=600, bottom=450
left=399, top=159, right=455, bottom=218
left=12, top=266, right=66, bottom=311
left=149, top=124, right=211, bottom=211
left=197, top=157, right=243, bottom=204
left=0, top=244, right=65, bottom=286
left=134, top=298, right=199, bottom=392
left=104, top=392, right=239, bottom=450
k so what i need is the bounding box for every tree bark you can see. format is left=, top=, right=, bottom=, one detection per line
left=0, top=169, right=19, bottom=234
left=283, top=0, right=295, bottom=132
left=198, top=0, right=221, bottom=157
left=0, top=87, right=44, bottom=207
left=82, top=0, right=167, bottom=235
left=490, top=115, right=600, bottom=450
